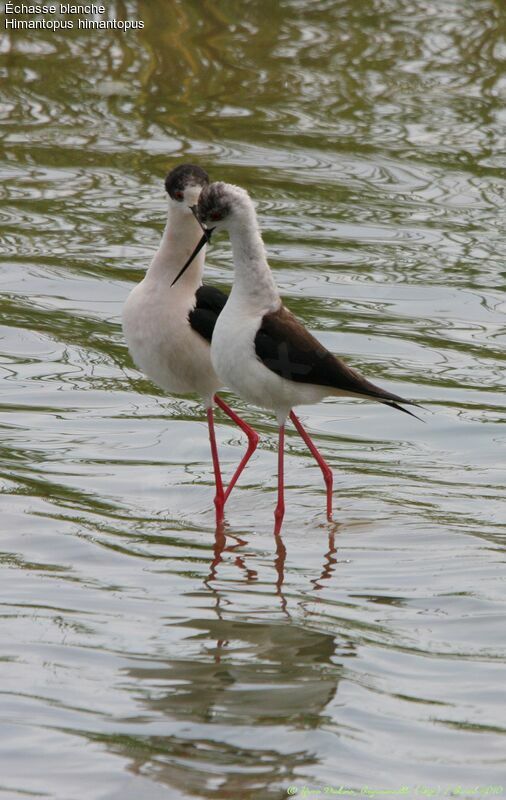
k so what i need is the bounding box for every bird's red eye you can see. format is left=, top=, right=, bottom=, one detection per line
left=210, top=211, right=223, bottom=221
left=174, top=191, right=184, bottom=201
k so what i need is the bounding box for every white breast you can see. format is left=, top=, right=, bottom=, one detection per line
left=122, top=277, right=220, bottom=403
left=211, top=297, right=327, bottom=420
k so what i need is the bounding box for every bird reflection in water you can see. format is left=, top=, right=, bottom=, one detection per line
left=111, top=522, right=352, bottom=798
left=206, top=523, right=259, bottom=589
left=204, top=520, right=290, bottom=622
left=204, top=518, right=342, bottom=626
left=203, top=522, right=261, bottom=660
left=311, top=527, right=339, bottom=592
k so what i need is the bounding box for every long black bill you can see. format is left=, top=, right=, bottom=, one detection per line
left=190, top=204, right=215, bottom=245
left=170, top=231, right=209, bottom=287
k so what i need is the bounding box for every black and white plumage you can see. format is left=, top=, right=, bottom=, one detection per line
left=254, top=305, right=419, bottom=419
left=174, top=181, right=421, bottom=532
left=121, top=167, right=258, bottom=521
left=182, top=181, right=419, bottom=421
left=122, top=166, right=221, bottom=403
left=189, top=285, right=228, bottom=345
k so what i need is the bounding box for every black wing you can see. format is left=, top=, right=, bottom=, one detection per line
left=255, top=306, right=421, bottom=418
left=188, top=285, right=229, bottom=344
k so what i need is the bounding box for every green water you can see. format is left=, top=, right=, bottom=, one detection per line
left=1, top=1, right=505, bottom=798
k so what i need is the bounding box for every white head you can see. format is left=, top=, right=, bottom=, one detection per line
left=164, top=163, right=209, bottom=216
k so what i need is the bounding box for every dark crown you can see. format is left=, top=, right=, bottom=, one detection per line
left=165, top=164, right=209, bottom=199
left=197, top=182, right=230, bottom=220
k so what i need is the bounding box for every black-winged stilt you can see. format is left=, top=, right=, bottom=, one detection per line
left=122, top=167, right=259, bottom=521
left=174, top=181, right=421, bottom=534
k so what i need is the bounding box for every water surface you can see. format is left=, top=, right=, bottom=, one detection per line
left=0, top=1, right=505, bottom=798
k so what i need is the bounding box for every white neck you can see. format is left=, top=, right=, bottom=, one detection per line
left=227, top=205, right=280, bottom=312
left=146, top=205, right=206, bottom=293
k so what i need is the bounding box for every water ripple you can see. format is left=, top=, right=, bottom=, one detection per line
left=1, top=0, right=505, bottom=797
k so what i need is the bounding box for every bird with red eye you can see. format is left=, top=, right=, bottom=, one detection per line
left=165, top=167, right=203, bottom=207
left=122, top=165, right=260, bottom=525
left=173, top=180, right=424, bottom=535
left=175, top=185, right=233, bottom=278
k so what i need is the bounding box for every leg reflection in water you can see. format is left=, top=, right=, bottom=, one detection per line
left=114, top=522, right=351, bottom=797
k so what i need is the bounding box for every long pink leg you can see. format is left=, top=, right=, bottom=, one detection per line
left=214, top=395, right=259, bottom=501
left=289, top=410, right=333, bottom=519
left=206, top=407, right=225, bottom=523
left=274, top=424, right=285, bottom=535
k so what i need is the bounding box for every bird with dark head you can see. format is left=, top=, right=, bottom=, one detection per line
left=196, top=181, right=233, bottom=225
left=175, top=180, right=423, bottom=534
left=164, top=163, right=209, bottom=205
left=122, top=166, right=259, bottom=523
